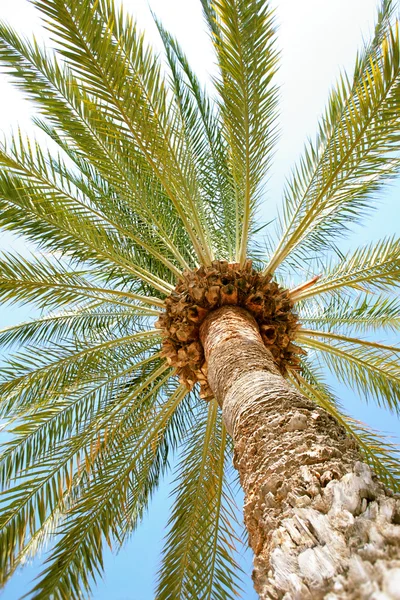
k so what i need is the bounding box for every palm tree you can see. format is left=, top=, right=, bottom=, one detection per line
left=0, top=0, right=400, bottom=597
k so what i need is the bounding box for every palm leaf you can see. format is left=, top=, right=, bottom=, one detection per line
left=155, top=19, right=237, bottom=260
left=157, top=399, right=242, bottom=600
left=24, top=383, right=189, bottom=600
left=1, top=497, right=65, bottom=587
left=0, top=252, right=164, bottom=311
left=0, top=328, right=161, bottom=417
left=266, top=8, right=400, bottom=273
left=0, top=304, right=154, bottom=349
left=31, top=0, right=214, bottom=265
left=0, top=131, right=182, bottom=282
left=298, top=293, right=400, bottom=333
left=0, top=23, right=195, bottom=271
left=297, top=331, right=400, bottom=414
left=203, top=0, right=279, bottom=263
left=300, top=327, right=400, bottom=353
left=0, top=355, right=160, bottom=484
left=0, top=362, right=180, bottom=589
left=0, top=146, right=174, bottom=295
left=292, top=237, right=400, bottom=301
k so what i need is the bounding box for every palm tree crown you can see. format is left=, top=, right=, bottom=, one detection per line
left=0, top=0, right=399, bottom=598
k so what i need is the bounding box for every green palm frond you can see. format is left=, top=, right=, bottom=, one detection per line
left=360, top=0, right=397, bottom=65
left=0, top=137, right=174, bottom=294
left=0, top=131, right=182, bottom=282
left=0, top=355, right=161, bottom=484
left=41, top=123, right=194, bottom=274
left=299, top=293, right=400, bottom=333
left=201, top=0, right=221, bottom=39
left=293, top=237, right=400, bottom=301
left=266, top=7, right=400, bottom=274
left=155, top=20, right=237, bottom=260
left=0, top=23, right=196, bottom=272
left=157, top=399, right=242, bottom=600
left=1, top=493, right=65, bottom=586
left=202, top=0, right=279, bottom=264
left=91, top=0, right=223, bottom=264
left=31, top=0, right=215, bottom=265
left=27, top=387, right=187, bottom=599
left=1, top=355, right=164, bottom=558
left=0, top=304, right=152, bottom=349
left=0, top=335, right=162, bottom=420
left=289, top=361, right=400, bottom=492
left=1, top=378, right=189, bottom=596
left=0, top=252, right=164, bottom=310
left=297, top=331, right=400, bottom=414
left=300, top=328, right=400, bottom=353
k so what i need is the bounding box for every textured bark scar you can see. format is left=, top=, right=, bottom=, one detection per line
left=200, top=305, right=263, bottom=362
left=200, top=306, right=400, bottom=600
left=200, top=306, right=281, bottom=432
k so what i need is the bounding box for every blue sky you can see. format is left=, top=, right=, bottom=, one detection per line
left=0, top=0, right=399, bottom=598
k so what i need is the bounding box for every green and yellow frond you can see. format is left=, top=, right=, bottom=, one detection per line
left=157, top=400, right=242, bottom=600
left=202, top=0, right=279, bottom=264
left=266, top=4, right=400, bottom=274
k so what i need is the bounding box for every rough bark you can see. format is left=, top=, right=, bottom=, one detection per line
left=200, top=306, right=400, bottom=600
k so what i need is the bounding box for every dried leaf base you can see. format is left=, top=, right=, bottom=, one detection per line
left=156, top=260, right=304, bottom=399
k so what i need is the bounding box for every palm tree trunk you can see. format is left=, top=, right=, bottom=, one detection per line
left=200, top=306, right=400, bottom=600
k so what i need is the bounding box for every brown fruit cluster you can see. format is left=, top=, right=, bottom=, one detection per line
left=155, top=260, right=305, bottom=400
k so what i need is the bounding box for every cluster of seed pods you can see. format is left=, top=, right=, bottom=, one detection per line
left=156, top=260, right=305, bottom=400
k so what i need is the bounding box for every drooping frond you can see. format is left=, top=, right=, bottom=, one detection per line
left=2, top=493, right=66, bottom=586
left=266, top=6, right=400, bottom=273
left=2, top=381, right=190, bottom=598
left=292, top=237, right=400, bottom=301
left=297, top=331, right=400, bottom=414
left=0, top=325, right=161, bottom=418
left=298, top=293, right=400, bottom=333
left=202, top=0, right=279, bottom=264
left=0, top=355, right=163, bottom=481
left=1, top=354, right=169, bottom=580
left=157, top=399, right=242, bottom=600
left=289, top=361, right=400, bottom=492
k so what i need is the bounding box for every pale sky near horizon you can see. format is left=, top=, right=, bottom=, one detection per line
left=0, top=1, right=399, bottom=599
